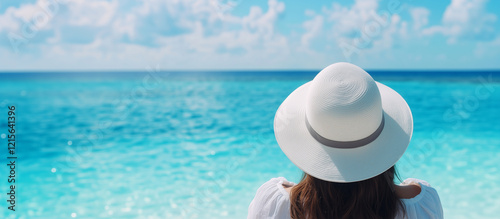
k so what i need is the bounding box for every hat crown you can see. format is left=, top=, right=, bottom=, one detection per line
left=305, top=62, right=383, bottom=142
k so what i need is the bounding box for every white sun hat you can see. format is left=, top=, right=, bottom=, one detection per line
left=274, top=62, right=413, bottom=183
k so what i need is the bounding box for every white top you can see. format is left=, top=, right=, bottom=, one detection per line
left=248, top=177, right=443, bottom=219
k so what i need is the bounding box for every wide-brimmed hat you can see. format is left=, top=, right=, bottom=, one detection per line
left=274, top=62, right=413, bottom=183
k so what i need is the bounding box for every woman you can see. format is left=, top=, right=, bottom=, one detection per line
left=247, top=63, right=443, bottom=219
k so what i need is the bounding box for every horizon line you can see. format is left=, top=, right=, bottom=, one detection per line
left=1, top=69, right=500, bottom=73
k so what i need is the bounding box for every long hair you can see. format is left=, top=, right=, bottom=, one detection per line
left=289, top=166, right=405, bottom=219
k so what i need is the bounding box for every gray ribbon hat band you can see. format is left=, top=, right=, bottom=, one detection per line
left=305, top=114, right=385, bottom=149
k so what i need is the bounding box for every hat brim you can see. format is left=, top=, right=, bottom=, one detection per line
left=274, top=81, right=413, bottom=182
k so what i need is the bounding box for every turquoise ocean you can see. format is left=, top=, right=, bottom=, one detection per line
left=0, top=71, right=499, bottom=218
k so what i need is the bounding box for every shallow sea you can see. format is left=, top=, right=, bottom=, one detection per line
left=0, top=71, right=499, bottom=218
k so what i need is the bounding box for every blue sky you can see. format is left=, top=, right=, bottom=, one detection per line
left=1, top=0, right=499, bottom=70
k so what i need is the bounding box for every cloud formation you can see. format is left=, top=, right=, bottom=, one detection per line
left=0, top=0, right=499, bottom=70
left=298, top=0, right=410, bottom=63
left=0, top=0, right=291, bottom=69
left=423, top=0, right=497, bottom=43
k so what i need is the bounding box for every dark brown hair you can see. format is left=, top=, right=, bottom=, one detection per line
left=290, top=166, right=405, bottom=219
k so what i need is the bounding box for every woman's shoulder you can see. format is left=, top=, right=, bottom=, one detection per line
left=247, top=177, right=296, bottom=219
left=251, top=177, right=296, bottom=199
left=399, top=178, right=439, bottom=202
left=398, top=178, right=444, bottom=219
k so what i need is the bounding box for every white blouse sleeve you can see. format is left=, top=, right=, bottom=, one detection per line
left=398, top=178, right=444, bottom=219
left=247, top=177, right=295, bottom=219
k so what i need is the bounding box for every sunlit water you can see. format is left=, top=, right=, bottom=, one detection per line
left=0, top=71, right=499, bottom=219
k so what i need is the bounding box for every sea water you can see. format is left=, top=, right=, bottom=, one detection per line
left=0, top=71, right=499, bottom=218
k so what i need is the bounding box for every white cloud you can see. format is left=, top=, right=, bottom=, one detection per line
left=0, top=2, right=41, bottom=33
left=324, top=0, right=379, bottom=39
left=0, top=0, right=120, bottom=47
left=65, top=0, right=118, bottom=27
left=151, top=0, right=287, bottom=55
left=0, top=0, right=292, bottom=70
left=300, top=14, right=323, bottom=48
left=1, top=0, right=499, bottom=70
left=298, top=0, right=409, bottom=63
left=423, top=0, right=497, bottom=43
left=410, top=7, right=429, bottom=32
